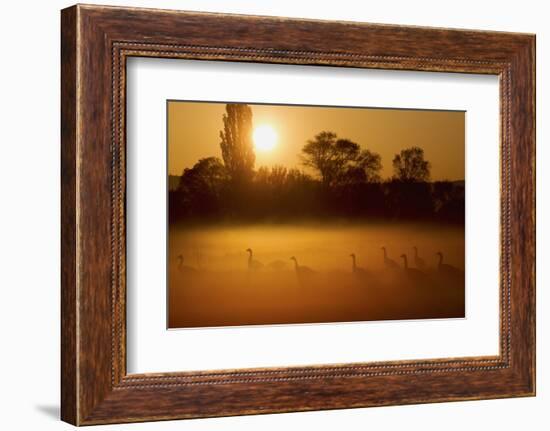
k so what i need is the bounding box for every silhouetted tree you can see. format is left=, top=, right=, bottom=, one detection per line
left=219, top=103, right=255, bottom=184
left=256, top=165, right=288, bottom=189
left=170, top=114, right=464, bottom=224
left=392, top=146, right=431, bottom=182
left=300, top=131, right=336, bottom=185
left=178, top=157, right=227, bottom=191
left=286, top=168, right=313, bottom=185
left=176, top=157, right=228, bottom=217
left=341, top=148, right=382, bottom=184
left=432, top=180, right=465, bottom=223
left=300, top=131, right=382, bottom=186
left=431, top=181, right=454, bottom=213
left=384, top=179, right=434, bottom=220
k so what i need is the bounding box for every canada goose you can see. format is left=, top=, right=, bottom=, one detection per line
left=413, top=246, right=427, bottom=270
left=176, top=255, right=197, bottom=274
left=400, top=254, right=427, bottom=282
left=290, top=256, right=315, bottom=276
left=350, top=253, right=370, bottom=277
left=246, top=248, right=264, bottom=270
left=381, top=247, right=400, bottom=270
left=435, top=252, right=463, bottom=277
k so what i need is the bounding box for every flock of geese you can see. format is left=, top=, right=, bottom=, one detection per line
left=177, top=246, right=464, bottom=284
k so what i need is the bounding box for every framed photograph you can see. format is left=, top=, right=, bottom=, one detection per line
left=61, top=4, right=535, bottom=425
left=165, top=101, right=467, bottom=329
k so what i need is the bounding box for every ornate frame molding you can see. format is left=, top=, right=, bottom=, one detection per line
left=61, top=5, right=535, bottom=425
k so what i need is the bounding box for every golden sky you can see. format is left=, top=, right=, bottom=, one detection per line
left=168, top=101, right=465, bottom=181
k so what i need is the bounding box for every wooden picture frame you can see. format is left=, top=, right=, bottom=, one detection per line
left=61, top=4, right=535, bottom=425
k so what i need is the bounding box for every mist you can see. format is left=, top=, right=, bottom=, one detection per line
left=168, top=222, right=465, bottom=328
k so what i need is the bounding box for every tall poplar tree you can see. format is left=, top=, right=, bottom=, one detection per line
left=219, top=103, right=255, bottom=184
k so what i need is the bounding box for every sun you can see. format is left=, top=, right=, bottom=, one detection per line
left=253, top=125, right=277, bottom=152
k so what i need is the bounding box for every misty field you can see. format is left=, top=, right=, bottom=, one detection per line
left=168, top=222, right=465, bottom=328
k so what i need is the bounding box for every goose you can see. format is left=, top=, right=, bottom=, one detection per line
left=176, top=255, right=197, bottom=274
left=413, top=246, right=427, bottom=270
left=435, top=252, right=463, bottom=277
left=246, top=248, right=264, bottom=270
left=290, top=256, right=315, bottom=277
left=350, top=253, right=370, bottom=278
left=400, top=254, right=426, bottom=282
left=381, top=246, right=400, bottom=270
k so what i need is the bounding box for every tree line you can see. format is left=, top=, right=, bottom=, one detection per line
left=169, top=103, right=464, bottom=224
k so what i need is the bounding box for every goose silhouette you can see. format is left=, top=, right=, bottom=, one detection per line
left=400, top=254, right=427, bottom=283
left=176, top=255, right=197, bottom=274
left=413, top=246, right=427, bottom=270
left=290, top=256, right=315, bottom=285
left=350, top=253, right=371, bottom=279
left=246, top=248, right=264, bottom=270
left=381, top=247, right=400, bottom=270
left=435, top=252, right=463, bottom=278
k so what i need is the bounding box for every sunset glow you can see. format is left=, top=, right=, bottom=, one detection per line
left=253, top=125, right=277, bottom=152
left=168, top=102, right=465, bottom=180
left=167, top=101, right=466, bottom=329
